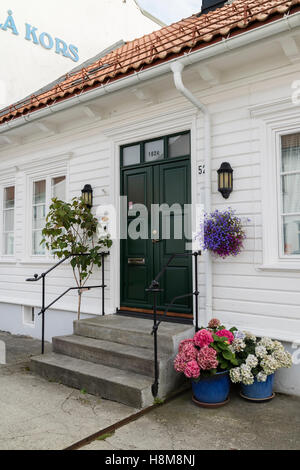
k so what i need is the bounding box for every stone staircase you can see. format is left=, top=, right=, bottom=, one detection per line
left=31, top=315, right=193, bottom=408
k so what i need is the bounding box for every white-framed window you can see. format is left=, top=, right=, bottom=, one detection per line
left=279, top=132, right=300, bottom=257
left=31, top=175, right=66, bottom=256
left=23, top=305, right=35, bottom=327
left=250, top=99, right=300, bottom=270
left=2, top=185, right=15, bottom=256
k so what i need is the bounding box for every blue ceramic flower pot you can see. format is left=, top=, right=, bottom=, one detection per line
left=192, top=371, right=230, bottom=404
left=241, top=374, right=275, bottom=400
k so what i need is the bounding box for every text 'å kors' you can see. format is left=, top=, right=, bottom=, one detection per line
left=0, top=9, right=79, bottom=62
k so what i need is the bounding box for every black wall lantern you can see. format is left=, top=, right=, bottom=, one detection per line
left=81, top=184, right=93, bottom=208
left=218, top=162, right=233, bottom=199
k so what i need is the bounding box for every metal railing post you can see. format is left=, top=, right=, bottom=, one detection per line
left=41, top=274, right=45, bottom=355
left=101, top=253, right=105, bottom=316
left=146, top=280, right=162, bottom=398
left=152, top=286, right=159, bottom=398
left=147, top=251, right=202, bottom=397
left=26, top=252, right=110, bottom=353
left=194, top=251, right=200, bottom=333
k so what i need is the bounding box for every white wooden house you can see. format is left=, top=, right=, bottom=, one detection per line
left=0, top=0, right=300, bottom=398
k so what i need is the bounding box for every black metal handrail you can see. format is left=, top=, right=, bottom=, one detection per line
left=146, top=251, right=201, bottom=398
left=26, top=252, right=109, bottom=354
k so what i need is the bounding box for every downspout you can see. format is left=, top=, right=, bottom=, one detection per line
left=170, top=61, right=212, bottom=324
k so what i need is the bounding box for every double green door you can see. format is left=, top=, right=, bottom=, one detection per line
left=120, top=157, right=193, bottom=317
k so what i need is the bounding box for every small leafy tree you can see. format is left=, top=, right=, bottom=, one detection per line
left=42, top=197, right=112, bottom=319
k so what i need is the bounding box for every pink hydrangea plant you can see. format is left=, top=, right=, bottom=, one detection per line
left=174, top=354, right=187, bottom=373
left=208, top=318, right=221, bottom=329
left=174, top=319, right=238, bottom=380
left=178, top=338, right=194, bottom=353
left=197, top=346, right=218, bottom=370
left=184, top=360, right=201, bottom=379
left=193, top=329, right=214, bottom=348
left=179, top=342, right=198, bottom=362
left=215, top=329, right=234, bottom=344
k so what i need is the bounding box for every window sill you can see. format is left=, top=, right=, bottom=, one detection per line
left=258, top=263, right=300, bottom=272
left=19, top=258, right=67, bottom=266
left=23, top=323, right=35, bottom=329
left=0, top=257, right=17, bottom=264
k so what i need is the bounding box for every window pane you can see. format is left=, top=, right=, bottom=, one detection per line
left=33, top=180, right=46, bottom=204
left=4, top=209, right=14, bottom=232
left=168, top=134, right=190, bottom=158
left=3, top=186, right=15, bottom=255
left=281, top=134, right=300, bottom=172
left=4, top=232, right=14, bottom=256
left=282, top=174, right=300, bottom=213
left=123, top=145, right=140, bottom=166
left=33, top=231, right=45, bottom=255
left=52, top=176, right=66, bottom=200
left=283, top=215, right=300, bottom=255
left=145, top=140, right=164, bottom=162
left=4, top=186, right=15, bottom=209
left=33, top=205, right=46, bottom=229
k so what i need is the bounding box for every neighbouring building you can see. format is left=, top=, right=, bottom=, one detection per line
left=0, top=0, right=164, bottom=107
left=0, top=0, right=300, bottom=398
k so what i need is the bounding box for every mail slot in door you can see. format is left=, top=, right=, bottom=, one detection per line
left=128, top=258, right=145, bottom=265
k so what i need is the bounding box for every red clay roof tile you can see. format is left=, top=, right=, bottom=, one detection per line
left=1, top=0, right=300, bottom=125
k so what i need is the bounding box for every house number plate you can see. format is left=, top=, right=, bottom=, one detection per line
left=128, top=258, right=145, bottom=265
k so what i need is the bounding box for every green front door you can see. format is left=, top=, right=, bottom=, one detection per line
left=120, top=133, right=193, bottom=318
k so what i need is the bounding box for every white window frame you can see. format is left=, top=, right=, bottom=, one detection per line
left=30, top=173, right=67, bottom=258
left=277, top=129, right=300, bottom=259
left=251, top=99, right=300, bottom=271
left=0, top=176, right=16, bottom=261
left=18, top=152, right=71, bottom=264
left=22, top=305, right=36, bottom=328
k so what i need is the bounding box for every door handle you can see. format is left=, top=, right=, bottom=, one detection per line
left=152, top=239, right=162, bottom=244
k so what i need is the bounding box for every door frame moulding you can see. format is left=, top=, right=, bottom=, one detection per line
left=103, top=109, right=199, bottom=317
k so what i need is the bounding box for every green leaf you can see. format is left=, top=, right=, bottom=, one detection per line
left=217, top=342, right=228, bottom=351
left=222, top=351, right=234, bottom=361
left=230, top=357, right=239, bottom=366
left=220, top=360, right=229, bottom=370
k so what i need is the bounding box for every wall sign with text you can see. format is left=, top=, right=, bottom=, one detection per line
left=0, top=9, right=79, bottom=62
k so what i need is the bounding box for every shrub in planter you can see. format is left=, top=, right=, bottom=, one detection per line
left=174, top=318, right=238, bottom=407
left=229, top=332, right=293, bottom=401
left=42, top=196, right=112, bottom=320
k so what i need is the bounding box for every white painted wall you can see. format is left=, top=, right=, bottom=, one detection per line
left=0, top=0, right=161, bottom=107
left=0, top=302, right=93, bottom=342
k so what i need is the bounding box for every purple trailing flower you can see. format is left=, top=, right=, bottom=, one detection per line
left=234, top=330, right=246, bottom=340
left=198, top=208, right=246, bottom=259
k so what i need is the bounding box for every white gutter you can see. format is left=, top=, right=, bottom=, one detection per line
left=170, top=61, right=212, bottom=324
left=1, top=12, right=300, bottom=135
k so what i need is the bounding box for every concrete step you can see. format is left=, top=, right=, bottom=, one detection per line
left=74, top=315, right=193, bottom=354
left=52, top=334, right=167, bottom=378
left=31, top=352, right=153, bottom=409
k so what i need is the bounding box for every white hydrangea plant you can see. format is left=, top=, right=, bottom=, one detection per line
left=229, top=333, right=293, bottom=386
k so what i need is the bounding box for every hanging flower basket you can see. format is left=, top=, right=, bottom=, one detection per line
left=199, top=208, right=247, bottom=259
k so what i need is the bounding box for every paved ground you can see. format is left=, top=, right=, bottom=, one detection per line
left=81, top=391, right=300, bottom=451
left=0, top=330, right=299, bottom=451
left=0, top=331, right=136, bottom=450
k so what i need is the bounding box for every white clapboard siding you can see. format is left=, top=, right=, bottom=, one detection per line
left=193, top=74, right=300, bottom=341
left=0, top=131, right=112, bottom=316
